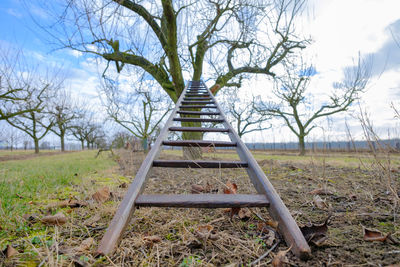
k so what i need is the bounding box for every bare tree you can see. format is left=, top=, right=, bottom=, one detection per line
left=5, top=81, right=60, bottom=154
left=100, top=77, right=172, bottom=151
left=220, top=87, right=271, bottom=137
left=48, top=90, right=81, bottom=151
left=35, top=0, right=309, bottom=158
left=70, top=110, right=98, bottom=150
left=256, top=57, right=371, bottom=155
left=1, top=125, right=23, bottom=151
left=0, top=47, right=42, bottom=121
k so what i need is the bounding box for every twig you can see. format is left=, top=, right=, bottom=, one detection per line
left=250, top=240, right=280, bottom=266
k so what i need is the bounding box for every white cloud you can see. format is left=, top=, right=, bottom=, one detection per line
left=6, top=8, right=22, bottom=18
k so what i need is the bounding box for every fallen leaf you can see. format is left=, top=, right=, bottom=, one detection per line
left=313, top=195, right=328, bottom=210
left=58, top=199, right=88, bottom=208
left=264, top=229, right=276, bottom=247
left=23, top=214, right=38, bottom=223
left=15, top=193, right=24, bottom=199
left=272, top=248, right=290, bottom=267
left=223, top=182, right=237, bottom=194
left=118, top=182, right=128, bottom=188
left=191, top=184, right=204, bottom=194
left=348, top=194, right=357, bottom=201
left=257, top=220, right=279, bottom=232
left=92, top=187, right=110, bottom=203
left=363, top=227, right=390, bottom=242
left=41, top=212, right=68, bottom=225
left=195, top=224, right=218, bottom=241
left=76, top=237, right=94, bottom=252
left=300, top=216, right=330, bottom=246
left=238, top=208, right=251, bottom=220
left=143, top=235, right=161, bottom=247
left=223, top=182, right=239, bottom=217
left=309, top=188, right=334, bottom=195
left=6, top=245, right=18, bottom=258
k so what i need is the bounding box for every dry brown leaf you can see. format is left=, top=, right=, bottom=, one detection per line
left=238, top=208, right=251, bottom=220
left=363, top=227, right=390, bottom=242
left=6, top=245, right=19, bottom=258
left=300, top=216, right=330, bottom=246
left=195, top=224, right=218, bottom=241
left=313, top=195, right=328, bottom=210
left=118, top=182, right=128, bottom=188
left=143, top=235, right=162, bottom=247
left=257, top=220, right=279, bottom=232
left=223, top=182, right=237, bottom=194
left=23, top=214, right=38, bottom=223
left=92, top=186, right=110, bottom=203
left=58, top=199, right=88, bottom=208
left=264, top=229, right=276, bottom=247
left=191, top=184, right=204, bottom=194
left=272, top=249, right=289, bottom=267
left=41, top=212, right=68, bottom=225
left=223, top=182, right=239, bottom=217
left=309, top=188, right=334, bottom=195
left=76, top=237, right=94, bottom=252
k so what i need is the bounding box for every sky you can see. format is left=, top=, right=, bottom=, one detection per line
left=1, top=0, right=400, bottom=145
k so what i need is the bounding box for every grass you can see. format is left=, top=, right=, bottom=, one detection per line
left=162, top=149, right=400, bottom=168
left=0, top=151, right=116, bottom=240
left=0, top=150, right=56, bottom=156
left=1, top=148, right=399, bottom=265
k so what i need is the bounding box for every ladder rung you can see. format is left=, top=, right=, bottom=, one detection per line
left=177, top=111, right=220, bottom=115
left=184, top=97, right=212, bottom=100
left=162, top=140, right=237, bottom=147
left=153, top=160, right=247, bottom=168
left=179, top=105, right=218, bottom=109
left=169, top=126, right=228, bottom=132
left=135, top=194, right=269, bottom=208
left=185, top=94, right=210, bottom=97
left=173, top=118, right=223, bottom=123
left=181, top=101, right=214, bottom=104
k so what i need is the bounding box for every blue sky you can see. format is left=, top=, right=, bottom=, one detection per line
left=1, top=0, right=400, bottom=144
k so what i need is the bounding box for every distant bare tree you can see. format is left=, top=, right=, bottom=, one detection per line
left=100, top=77, right=172, bottom=151
left=256, top=57, right=371, bottom=155
left=1, top=126, right=23, bottom=151
left=48, top=90, right=81, bottom=151
left=5, top=74, right=63, bottom=153
left=70, top=110, right=98, bottom=150
left=221, top=87, right=271, bottom=137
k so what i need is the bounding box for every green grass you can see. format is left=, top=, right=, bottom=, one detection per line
left=0, top=150, right=116, bottom=238
left=0, top=149, right=56, bottom=156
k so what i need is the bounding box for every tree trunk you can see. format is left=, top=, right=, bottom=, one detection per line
left=60, top=133, right=65, bottom=152
left=298, top=135, right=306, bottom=156
left=81, top=140, right=84, bottom=150
left=34, top=138, right=39, bottom=154
left=181, top=120, right=203, bottom=159
left=87, top=140, right=90, bottom=149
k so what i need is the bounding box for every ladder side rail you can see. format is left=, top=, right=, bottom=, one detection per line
left=96, top=82, right=190, bottom=256
left=201, top=81, right=311, bottom=260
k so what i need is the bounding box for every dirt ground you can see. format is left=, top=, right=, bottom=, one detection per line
left=2, top=149, right=400, bottom=266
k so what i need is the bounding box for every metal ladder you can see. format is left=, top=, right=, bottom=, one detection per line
left=97, top=81, right=311, bottom=259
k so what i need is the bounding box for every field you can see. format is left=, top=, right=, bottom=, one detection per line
left=1, top=149, right=400, bottom=266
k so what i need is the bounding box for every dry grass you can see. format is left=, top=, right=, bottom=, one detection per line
left=2, top=148, right=400, bottom=266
